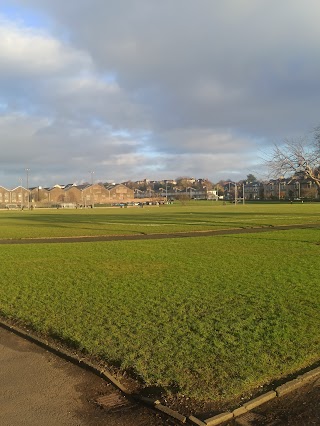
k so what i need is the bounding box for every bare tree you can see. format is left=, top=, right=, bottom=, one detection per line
left=176, top=177, right=192, bottom=190
left=266, top=128, right=320, bottom=192
left=176, top=193, right=190, bottom=205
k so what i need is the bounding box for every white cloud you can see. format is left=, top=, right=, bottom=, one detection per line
left=1, top=1, right=320, bottom=187
left=0, top=16, right=91, bottom=76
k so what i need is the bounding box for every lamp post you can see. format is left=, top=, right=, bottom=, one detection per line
left=25, top=168, right=30, bottom=209
left=165, top=180, right=168, bottom=202
left=19, top=178, right=23, bottom=210
left=242, top=182, right=245, bottom=204
left=89, top=171, right=94, bottom=208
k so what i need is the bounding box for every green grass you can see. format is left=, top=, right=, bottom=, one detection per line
left=1, top=226, right=320, bottom=403
left=0, top=202, right=319, bottom=239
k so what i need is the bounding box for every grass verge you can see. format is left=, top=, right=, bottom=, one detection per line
left=1, top=228, right=320, bottom=404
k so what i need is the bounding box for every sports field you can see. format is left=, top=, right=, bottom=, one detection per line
left=0, top=201, right=319, bottom=239
left=0, top=202, right=319, bottom=405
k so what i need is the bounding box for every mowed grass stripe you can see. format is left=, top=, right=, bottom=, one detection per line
left=0, top=202, right=319, bottom=239
left=1, top=228, right=320, bottom=402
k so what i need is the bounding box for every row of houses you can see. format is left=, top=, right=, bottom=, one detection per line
left=134, top=187, right=218, bottom=200
left=0, top=177, right=318, bottom=208
left=134, top=178, right=319, bottom=201
left=0, top=183, right=135, bottom=208
left=225, top=178, right=319, bottom=200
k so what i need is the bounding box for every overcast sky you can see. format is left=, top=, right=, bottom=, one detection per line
left=1, top=0, right=319, bottom=188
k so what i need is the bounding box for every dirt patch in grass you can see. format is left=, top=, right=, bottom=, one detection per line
left=0, top=222, right=318, bottom=244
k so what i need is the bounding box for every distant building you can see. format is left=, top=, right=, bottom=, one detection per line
left=0, top=182, right=134, bottom=208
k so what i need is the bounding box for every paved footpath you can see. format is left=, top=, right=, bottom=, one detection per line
left=2, top=325, right=320, bottom=426
left=0, top=326, right=170, bottom=426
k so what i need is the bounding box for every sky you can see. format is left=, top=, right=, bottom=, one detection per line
left=1, top=0, right=320, bottom=188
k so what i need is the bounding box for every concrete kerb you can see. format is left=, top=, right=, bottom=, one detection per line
left=299, top=367, right=320, bottom=382
left=198, top=376, right=318, bottom=426
left=204, top=412, right=234, bottom=425
left=189, top=415, right=207, bottom=426
left=2, top=319, right=320, bottom=426
left=199, top=371, right=320, bottom=426
left=242, top=390, right=277, bottom=410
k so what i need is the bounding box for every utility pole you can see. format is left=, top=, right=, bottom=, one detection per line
left=243, top=182, right=245, bottom=204
left=25, top=168, right=30, bottom=209
left=89, top=171, right=95, bottom=207
left=20, top=178, right=23, bottom=210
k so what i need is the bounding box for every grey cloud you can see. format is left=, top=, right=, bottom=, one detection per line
left=152, top=129, right=255, bottom=155
left=1, top=0, right=320, bottom=187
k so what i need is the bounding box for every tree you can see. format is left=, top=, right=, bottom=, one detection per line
left=266, top=128, right=320, bottom=193
left=200, top=178, right=213, bottom=190
left=259, top=186, right=265, bottom=200
left=215, top=181, right=226, bottom=197
left=176, top=193, right=190, bottom=205
left=246, top=174, right=257, bottom=183
left=176, top=177, right=191, bottom=190
left=124, top=180, right=135, bottom=190
left=303, top=185, right=318, bottom=200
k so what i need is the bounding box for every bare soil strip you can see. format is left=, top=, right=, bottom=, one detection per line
left=0, top=223, right=319, bottom=244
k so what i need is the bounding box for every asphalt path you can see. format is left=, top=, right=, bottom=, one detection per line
left=0, top=326, right=168, bottom=426
left=2, top=325, right=320, bottom=426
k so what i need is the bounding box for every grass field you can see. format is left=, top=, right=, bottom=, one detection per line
left=0, top=203, right=320, bottom=405
left=0, top=201, right=319, bottom=239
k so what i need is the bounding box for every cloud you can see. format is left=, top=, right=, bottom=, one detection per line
left=152, top=128, right=254, bottom=155
left=0, top=1, right=320, bottom=187
left=0, top=16, right=90, bottom=76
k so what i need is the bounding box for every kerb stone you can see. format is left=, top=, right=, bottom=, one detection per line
left=205, top=411, right=233, bottom=425
left=276, top=378, right=304, bottom=396
left=155, top=403, right=187, bottom=423
left=298, top=367, right=320, bottom=383
left=243, top=391, right=276, bottom=410
left=189, top=415, right=206, bottom=426
left=232, top=406, right=248, bottom=417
